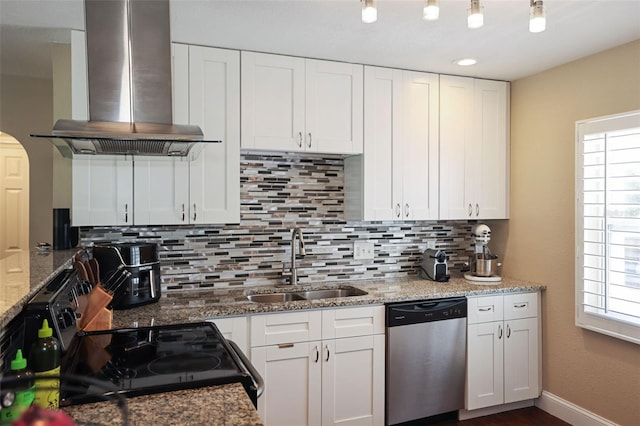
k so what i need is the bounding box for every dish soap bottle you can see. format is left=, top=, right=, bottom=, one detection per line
left=29, top=320, right=61, bottom=409
left=0, top=349, right=35, bottom=425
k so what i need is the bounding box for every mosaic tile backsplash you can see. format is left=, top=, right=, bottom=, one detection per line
left=80, top=153, right=476, bottom=292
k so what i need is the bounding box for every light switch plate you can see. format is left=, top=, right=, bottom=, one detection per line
left=354, top=241, right=374, bottom=260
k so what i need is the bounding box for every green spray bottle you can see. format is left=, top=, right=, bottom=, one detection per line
left=29, top=320, right=61, bottom=409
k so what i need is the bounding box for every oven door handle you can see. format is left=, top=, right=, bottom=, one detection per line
left=227, top=340, right=264, bottom=399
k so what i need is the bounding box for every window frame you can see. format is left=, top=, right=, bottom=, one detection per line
left=575, top=110, right=640, bottom=345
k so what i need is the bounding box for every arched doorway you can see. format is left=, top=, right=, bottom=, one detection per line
left=0, top=131, right=30, bottom=258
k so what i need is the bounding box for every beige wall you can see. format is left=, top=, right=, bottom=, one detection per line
left=490, top=39, right=640, bottom=426
left=0, top=75, right=53, bottom=248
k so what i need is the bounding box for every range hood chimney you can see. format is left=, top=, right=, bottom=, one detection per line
left=32, top=0, right=217, bottom=158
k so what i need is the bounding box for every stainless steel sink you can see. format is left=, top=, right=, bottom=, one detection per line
left=246, top=293, right=306, bottom=303
left=295, top=287, right=368, bottom=300
left=246, top=286, right=367, bottom=303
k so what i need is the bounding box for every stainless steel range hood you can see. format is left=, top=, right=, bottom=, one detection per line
left=32, top=0, right=218, bottom=158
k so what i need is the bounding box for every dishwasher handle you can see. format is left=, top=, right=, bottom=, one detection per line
left=386, top=297, right=467, bottom=327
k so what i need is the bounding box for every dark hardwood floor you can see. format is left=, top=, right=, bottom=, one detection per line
left=432, top=407, right=571, bottom=425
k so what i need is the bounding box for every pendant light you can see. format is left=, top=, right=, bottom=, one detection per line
left=362, top=0, right=377, bottom=24
left=423, top=0, right=440, bottom=21
left=467, top=0, right=484, bottom=29
left=529, top=0, right=546, bottom=33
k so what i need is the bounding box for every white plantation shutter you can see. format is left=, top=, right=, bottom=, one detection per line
left=576, top=110, right=640, bottom=344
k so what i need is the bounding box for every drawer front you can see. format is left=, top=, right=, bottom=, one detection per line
left=468, top=295, right=504, bottom=324
left=504, top=292, right=539, bottom=320
left=251, top=310, right=322, bottom=347
left=322, top=305, right=385, bottom=339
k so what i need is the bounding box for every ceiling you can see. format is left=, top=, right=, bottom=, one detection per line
left=1, top=0, right=639, bottom=82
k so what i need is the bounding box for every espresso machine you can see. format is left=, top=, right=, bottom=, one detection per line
left=464, top=224, right=502, bottom=283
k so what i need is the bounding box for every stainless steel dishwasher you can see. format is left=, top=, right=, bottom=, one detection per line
left=386, top=297, right=467, bottom=425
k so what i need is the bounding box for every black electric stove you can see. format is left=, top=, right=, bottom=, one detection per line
left=60, top=322, right=262, bottom=407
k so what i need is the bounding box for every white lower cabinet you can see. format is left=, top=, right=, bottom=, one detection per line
left=207, top=316, right=249, bottom=356
left=466, top=292, right=541, bottom=411
left=250, top=306, right=385, bottom=426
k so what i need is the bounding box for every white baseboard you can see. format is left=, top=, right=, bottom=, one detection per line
left=458, top=400, right=534, bottom=420
left=536, top=391, right=619, bottom=426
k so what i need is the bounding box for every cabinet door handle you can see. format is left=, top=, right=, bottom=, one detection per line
left=124, top=203, right=129, bottom=223
left=405, top=203, right=410, bottom=218
left=468, top=203, right=473, bottom=217
left=307, top=132, right=312, bottom=148
left=193, top=203, right=197, bottom=222
left=181, top=204, right=185, bottom=222
left=298, top=132, right=303, bottom=148
left=324, top=345, right=330, bottom=362
left=498, top=324, right=503, bottom=339
left=395, top=203, right=401, bottom=218
left=314, top=345, right=319, bottom=363
left=476, top=203, right=480, bottom=217
left=507, top=324, right=511, bottom=339
left=478, top=307, right=493, bottom=312
left=278, top=343, right=294, bottom=349
left=513, top=303, right=527, bottom=309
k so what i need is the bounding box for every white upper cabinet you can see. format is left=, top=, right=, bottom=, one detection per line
left=72, top=43, right=240, bottom=226
left=241, top=51, right=363, bottom=154
left=133, top=156, right=189, bottom=225
left=185, top=45, right=241, bottom=224
left=439, top=75, right=509, bottom=220
left=345, top=66, right=439, bottom=221
left=72, top=156, right=133, bottom=226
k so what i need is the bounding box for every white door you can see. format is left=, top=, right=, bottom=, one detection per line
left=305, top=59, right=363, bottom=154
left=252, top=342, right=322, bottom=426
left=189, top=46, right=240, bottom=224
left=362, top=66, right=401, bottom=221
left=322, top=335, right=385, bottom=426
left=466, top=321, right=504, bottom=410
left=439, top=75, right=474, bottom=220
left=474, top=79, right=509, bottom=219
left=72, top=156, right=133, bottom=226
left=504, top=317, right=539, bottom=403
left=241, top=52, right=305, bottom=151
left=402, top=71, right=439, bottom=220
left=133, top=157, right=189, bottom=225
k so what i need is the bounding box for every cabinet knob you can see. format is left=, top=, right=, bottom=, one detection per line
left=298, top=132, right=303, bottom=148
left=324, top=344, right=330, bottom=362
left=307, top=132, right=312, bottom=148
left=498, top=324, right=503, bottom=339
left=193, top=203, right=197, bottom=222
left=125, top=203, right=128, bottom=223
left=405, top=203, right=410, bottom=218
left=507, top=324, right=511, bottom=338
left=468, top=203, right=473, bottom=217
left=395, top=203, right=401, bottom=218
left=181, top=204, right=185, bottom=222
left=314, top=346, right=319, bottom=363
left=476, top=203, right=480, bottom=217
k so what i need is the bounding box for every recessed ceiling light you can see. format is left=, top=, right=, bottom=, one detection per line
left=455, top=58, right=477, bottom=66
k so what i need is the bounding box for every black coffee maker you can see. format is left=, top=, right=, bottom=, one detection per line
left=92, top=242, right=161, bottom=309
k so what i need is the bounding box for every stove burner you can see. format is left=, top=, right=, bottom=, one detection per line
left=147, top=352, right=222, bottom=375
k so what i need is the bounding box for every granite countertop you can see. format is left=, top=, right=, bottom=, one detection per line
left=62, top=383, right=263, bottom=426
left=3, top=249, right=544, bottom=426
left=111, top=275, right=546, bottom=328
left=0, top=248, right=78, bottom=329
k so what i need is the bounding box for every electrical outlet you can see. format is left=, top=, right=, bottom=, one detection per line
left=354, top=241, right=374, bottom=260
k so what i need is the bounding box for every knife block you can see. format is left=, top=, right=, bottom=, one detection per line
left=78, top=285, right=113, bottom=332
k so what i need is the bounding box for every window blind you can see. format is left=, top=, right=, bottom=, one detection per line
left=576, top=111, right=640, bottom=344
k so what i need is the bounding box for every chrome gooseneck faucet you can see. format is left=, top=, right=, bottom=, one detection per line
left=285, top=228, right=306, bottom=285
